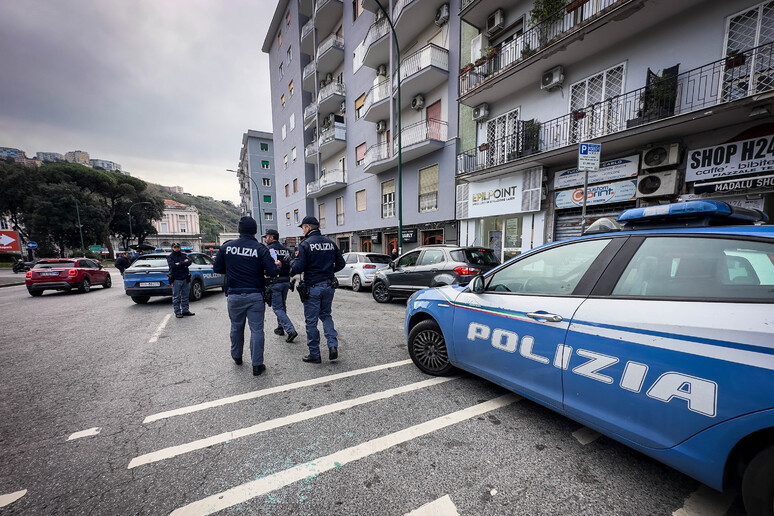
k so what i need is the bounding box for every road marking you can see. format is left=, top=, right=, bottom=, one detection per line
left=67, top=427, right=101, bottom=441
left=672, top=485, right=735, bottom=516
left=148, top=314, right=171, bottom=344
left=405, top=495, right=460, bottom=516
left=572, top=426, right=601, bottom=445
left=0, top=490, right=26, bottom=508
left=143, top=359, right=413, bottom=423
left=170, top=394, right=521, bottom=515
left=130, top=376, right=457, bottom=469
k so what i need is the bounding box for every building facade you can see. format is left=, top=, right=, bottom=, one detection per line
left=89, top=158, right=123, bottom=172
left=64, top=150, right=90, bottom=165
left=36, top=152, right=64, bottom=163
left=1, top=147, right=40, bottom=167
left=144, top=200, right=203, bottom=252
left=237, top=130, right=279, bottom=236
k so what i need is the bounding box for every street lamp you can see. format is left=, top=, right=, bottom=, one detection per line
left=73, top=198, right=86, bottom=257
left=227, top=168, right=263, bottom=235
left=128, top=201, right=151, bottom=249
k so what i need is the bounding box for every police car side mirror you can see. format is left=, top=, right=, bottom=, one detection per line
left=470, top=274, right=485, bottom=294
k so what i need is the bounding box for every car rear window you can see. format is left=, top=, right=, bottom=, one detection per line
left=366, top=254, right=391, bottom=264
left=130, top=257, right=169, bottom=267
left=34, top=260, right=75, bottom=268
left=451, top=249, right=499, bottom=265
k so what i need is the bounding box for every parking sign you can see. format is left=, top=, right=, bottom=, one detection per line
left=578, top=143, right=601, bottom=171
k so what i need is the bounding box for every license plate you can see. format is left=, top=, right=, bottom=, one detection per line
left=139, top=282, right=161, bottom=287
left=41, top=272, right=58, bottom=276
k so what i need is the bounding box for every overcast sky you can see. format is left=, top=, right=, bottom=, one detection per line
left=0, top=0, right=274, bottom=204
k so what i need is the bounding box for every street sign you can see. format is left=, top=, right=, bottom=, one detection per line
left=89, top=245, right=101, bottom=252
left=26, top=241, right=38, bottom=250
left=578, top=143, right=601, bottom=171
left=0, top=231, right=20, bottom=252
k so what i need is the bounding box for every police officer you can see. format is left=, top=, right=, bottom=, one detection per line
left=263, top=228, right=298, bottom=343
left=214, top=216, right=279, bottom=376
left=167, top=243, right=194, bottom=318
left=290, top=216, right=346, bottom=364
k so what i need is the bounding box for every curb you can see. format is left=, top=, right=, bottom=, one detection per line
left=0, top=281, right=25, bottom=288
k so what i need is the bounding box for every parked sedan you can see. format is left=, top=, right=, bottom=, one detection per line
left=334, top=252, right=392, bottom=291
left=25, top=258, right=112, bottom=296
left=123, top=252, right=224, bottom=304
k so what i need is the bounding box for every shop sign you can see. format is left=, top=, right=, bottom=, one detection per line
left=554, top=155, right=639, bottom=189
left=370, top=233, right=381, bottom=244
left=693, top=173, right=774, bottom=194
left=554, top=179, right=637, bottom=209
left=686, top=134, right=774, bottom=182
left=401, top=229, right=417, bottom=243
left=467, top=170, right=542, bottom=218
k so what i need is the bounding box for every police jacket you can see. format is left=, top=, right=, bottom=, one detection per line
left=167, top=250, right=191, bottom=280
left=114, top=256, right=131, bottom=273
left=267, top=241, right=292, bottom=283
left=290, top=229, right=345, bottom=286
left=213, top=234, right=279, bottom=294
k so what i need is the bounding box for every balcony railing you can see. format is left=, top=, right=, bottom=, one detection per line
left=363, top=79, right=390, bottom=114
left=301, top=18, right=315, bottom=41
left=460, top=0, right=619, bottom=95
left=303, top=61, right=316, bottom=81
left=395, top=118, right=448, bottom=150
left=317, top=34, right=344, bottom=60
left=457, top=41, right=774, bottom=174
left=364, top=141, right=392, bottom=168
left=354, top=17, right=389, bottom=69
left=393, top=0, right=416, bottom=22
left=318, top=81, right=346, bottom=104
left=304, top=102, right=318, bottom=123
left=393, top=44, right=448, bottom=87
left=320, top=122, right=346, bottom=145
left=305, top=140, right=319, bottom=159
left=307, top=169, right=347, bottom=195
left=460, top=0, right=475, bottom=10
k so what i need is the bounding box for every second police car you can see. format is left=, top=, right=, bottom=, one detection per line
left=404, top=201, right=774, bottom=516
left=123, top=251, right=224, bottom=304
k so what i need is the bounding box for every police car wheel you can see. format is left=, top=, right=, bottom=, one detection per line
left=742, top=445, right=774, bottom=516
left=131, top=296, right=150, bottom=304
left=372, top=282, right=391, bottom=303
left=189, top=280, right=203, bottom=301
left=78, top=277, right=91, bottom=293
left=408, top=319, right=454, bottom=376
left=352, top=275, right=362, bottom=292
left=103, top=274, right=112, bottom=288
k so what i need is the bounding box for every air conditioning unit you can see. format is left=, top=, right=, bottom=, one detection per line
left=472, top=103, right=489, bottom=122
left=319, top=79, right=327, bottom=89
left=541, top=65, right=564, bottom=91
left=376, top=64, right=387, bottom=76
left=471, top=33, right=489, bottom=63
left=376, top=120, right=387, bottom=133
left=411, top=94, right=425, bottom=110
left=340, top=101, right=346, bottom=113
left=636, top=170, right=679, bottom=198
left=435, top=3, right=450, bottom=26
left=641, top=143, right=681, bottom=170
left=325, top=73, right=333, bottom=85
left=486, top=9, right=505, bottom=37
left=327, top=113, right=336, bottom=125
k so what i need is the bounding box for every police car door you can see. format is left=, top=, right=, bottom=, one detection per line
left=200, top=254, right=223, bottom=288
left=563, top=234, right=774, bottom=449
left=452, top=237, right=619, bottom=411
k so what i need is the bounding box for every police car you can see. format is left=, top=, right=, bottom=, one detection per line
left=404, top=201, right=774, bottom=516
left=123, top=252, right=224, bottom=304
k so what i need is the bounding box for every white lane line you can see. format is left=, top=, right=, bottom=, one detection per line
left=572, top=426, right=601, bottom=446
left=148, top=314, right=172, bottom=344
left=171, top=394, right=520, bottom=515
left=130, top=376, right=457, bottom=469
left=405, top=495, right=460, bottom=516
left=67, top=427, right=101, bottom=441
left=672, top=485, right=736, bottom=516
left=143, top=359, right=413, bottom=423
left=0, top=490, right=27, bottom=508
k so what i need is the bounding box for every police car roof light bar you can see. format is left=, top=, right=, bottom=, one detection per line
left=617, top=200, right=768, bottom=230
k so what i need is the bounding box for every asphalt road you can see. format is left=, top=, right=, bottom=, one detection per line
left=0, top=268, right=747, bottom=515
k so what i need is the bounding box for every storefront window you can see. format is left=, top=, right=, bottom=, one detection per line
left=481, top=217, right=502, bottom=259
left=503, top=217, right=523, bottom=261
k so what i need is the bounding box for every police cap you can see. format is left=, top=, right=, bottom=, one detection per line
left=299, top=216, right=319, bottom=227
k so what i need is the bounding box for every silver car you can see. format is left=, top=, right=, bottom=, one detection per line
left=335, top=252, right=392, bottom=292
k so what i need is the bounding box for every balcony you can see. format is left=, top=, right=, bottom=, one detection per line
left=362, top=79, right=391, bottom=123
left=303, top=61, right=317, bottom=92
left=319, top=119, right=346, bottom=160
left=355, top=17, right=389, bottom=71
left=456, top=41, right=774, bottom=177
left=393, top=44, right=449, bottom=110
left=459, top=0, right=704, bottom=106
left=392, top=0, right=449, bottom=51
left=317, top=81, right=346, bottom=116
left=305, top=140, right=319, bottom=164
left=299, top=0, right=314, bottom=17
left=364, top=118, right=448, bottom=174
left=316, top=34, right=345, bottom=77
left=363, top=141, right=395, bottom=174
left=301, top=18, right=316, bottom=56
left=307, top=169, right=347, bottom=198
left=304, top=101, right=318, bottom=128
left=314, top=0, right=343, bottom=38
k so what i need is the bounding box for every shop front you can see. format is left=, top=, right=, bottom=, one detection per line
left=365, top=222, right=458, bottom=256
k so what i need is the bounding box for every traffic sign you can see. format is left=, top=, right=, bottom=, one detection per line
left=0, top=231, right=20, bottom=252
left=89, top=245, right=101, bottom=252
left=26, top=241, right=38, bottom=250
left=578, top=143, right=601, bottom=171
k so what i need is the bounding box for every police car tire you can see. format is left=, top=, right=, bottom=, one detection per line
left=78, top=277, right=91, bottom=293
left=352, top=275, right=362, bottom=292
left=372, top=282, right=392, bottom=303
left=189, top=279, right=203, bottom=301
left=131, top=296, right=150, bottom=304
left=742, top=445, right=774, bottom=516
left=408, top=319, right=454, bottom=376
left=103, top=274, right=112, bottom=288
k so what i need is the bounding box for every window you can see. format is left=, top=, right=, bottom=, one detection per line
left=263, top=195, right=272, bottom=203
left=286, top=212, right=291, bottom=226
left=381, top=179, right=395, bottom=218
left=398, top=251, right=420, bottom=268
left=161, top=222, right=168, bottom=233
left=260, top=142, right=269, bottom=151
left=723, top=2, right=774, bottom=100
left=356, top=189, right=367, bottom=211
left=286, top=10, right=291, bottom=26
left=418, top=164, right=438, bottom=212
left=179, top=215, right=187, bottom=233
left=283, top=155, right=288, bottom=169
left=293, top=178, right=298, bottom=192
left=336, top=196, right=344, bottom=225
left=278, top=30, right=282, bottom=47
left=569, top=63, right=625, bottom=142
left=289, top=113, right=295, bottom=131
left=319, top=203, right=326, bottom=229
left=356, top=142, right=366, bottom=166
left=353, top=0, right=364, bottom=20
left=291, top=146, right=297, bottom=161
left=287, top=47, right=292, bottom=65
left=261, top=160, right=270, bottom=169
left=279, top=62, right=284, bottom=79
left=264, top=212, right=274, bottom=221
left=285, top=184, right=290, bottom=197
left=262, top=178, right=271, bottom=187
left=354, top=94, right=365, bottom=120
left=282, top=124, right=286, bottom=140
left=345, top=253, right=358, bottom=264
left=289, top=80, right=294, bottom=97
left=294, top=209, right=299, bottom=224
left=281, top=94, right=285, bottom=108
left=418, top=249, right=445, bottom=266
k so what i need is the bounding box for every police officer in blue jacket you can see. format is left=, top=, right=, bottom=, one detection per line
left=290, top=216, right=346, bottom=364
left=214, top=217, right=279, bottom=376
left=263, top=228, right=298, bottom=343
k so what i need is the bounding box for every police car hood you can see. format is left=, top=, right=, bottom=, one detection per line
left=413, top=284, right=467, bottom=303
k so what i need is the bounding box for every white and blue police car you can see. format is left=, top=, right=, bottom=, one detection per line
left=123, top=252, right=224, bottom=304
left=405, top=200, right=774, bottom=516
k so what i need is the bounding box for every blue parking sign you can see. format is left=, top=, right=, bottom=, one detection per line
left=578, top=143, right=601, bottom=171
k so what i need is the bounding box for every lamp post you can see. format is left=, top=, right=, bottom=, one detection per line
left=74, top=198, right=86, bottom=257
left=128, top=201, right=151, bottom=249
left=227, top=168, right=263, bottom=235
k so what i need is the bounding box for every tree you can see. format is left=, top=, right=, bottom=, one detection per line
left=0, top=162, right=41, bottom=244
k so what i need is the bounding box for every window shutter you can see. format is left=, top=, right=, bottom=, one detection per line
left=418, top=165, right=438, bottom=195
left=356, top=143, right=366, bottom=162
left=456, top=183, right=469, bottom=219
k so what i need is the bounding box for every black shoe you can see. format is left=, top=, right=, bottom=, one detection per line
left=182, top=311, right=195, bottom=316
left=175, top=313, right=184, bottom=318
left=329, top=347, right=339, bottom=360
left=253, top=364, right=266, bottom=376
left=302, top=354, right=322, bottom=364
left=274, top=327, right=285, bottom=336
left=233, top=357, right=242, bottom=365
left=286, top=331, right=298, bottom=343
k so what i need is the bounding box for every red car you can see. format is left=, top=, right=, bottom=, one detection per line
left=25, top=258, right=112, bottom=297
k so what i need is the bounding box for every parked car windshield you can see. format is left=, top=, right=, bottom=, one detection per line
left=34, top=260, right=75, bottom=268
left=451, top=249, right=499, bottom=266
left=366, top=254, right=391, bottom=264
left=130, top=257, right=169, bottom=267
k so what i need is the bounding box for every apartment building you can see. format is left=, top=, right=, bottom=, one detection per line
left=64, top=150, right=90, bottom=165
left=89, top=158, right=123, bottom=172
left=236, top=130, right=279, bottom=236
left=457, top=0, right=774, bottom=255
left=264, top=0, right=461, bottom=253
left=36, top=152, right=64, bottom=163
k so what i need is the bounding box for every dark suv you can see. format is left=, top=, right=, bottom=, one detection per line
left=371, top=245, right=499, bottom=303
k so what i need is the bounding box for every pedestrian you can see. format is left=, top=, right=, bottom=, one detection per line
left=214, top=216, right=279, bottom=376
left=390, top=246, right=399, bottom=260
left=115, top=252, right=131, bottom=276
left=263, top=228, right=298, bottom=343
left=167, top=243, right=194, bottom=319
left=290, top=216, right=346, bottom=364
